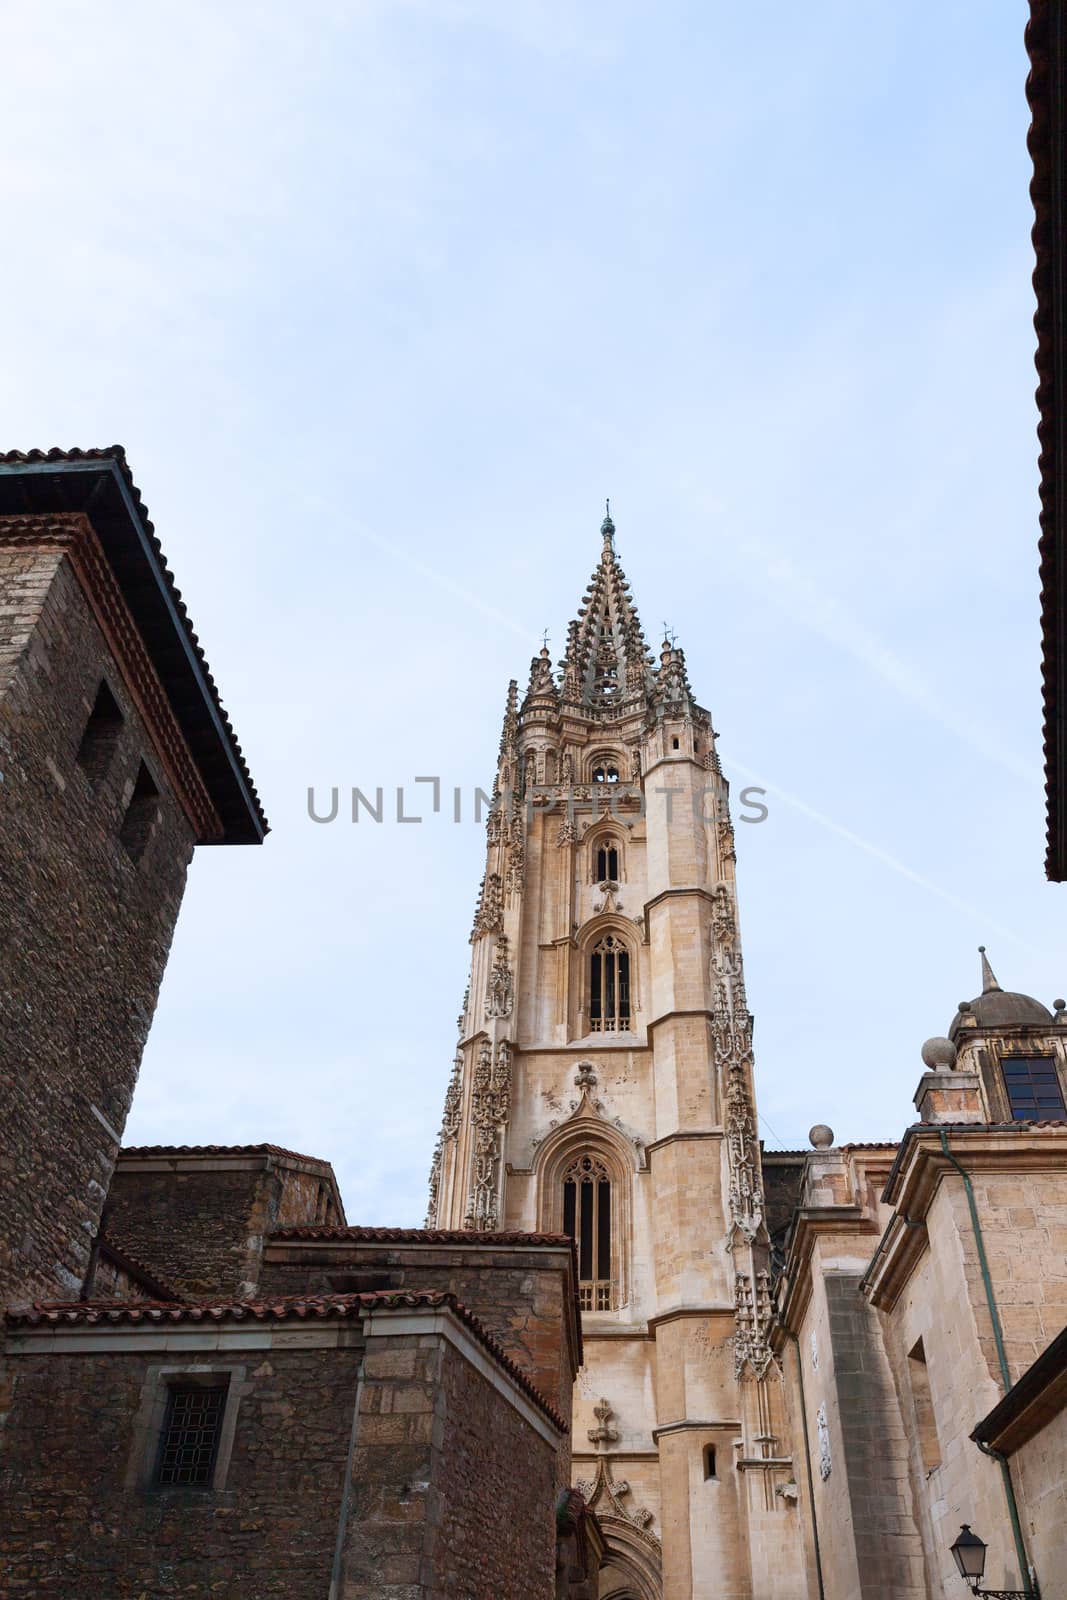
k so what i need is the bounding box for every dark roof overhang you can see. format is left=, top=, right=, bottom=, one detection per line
left=1028, top=2, right=1067, bottom=878
left=0, top=447, right=266, bottom=842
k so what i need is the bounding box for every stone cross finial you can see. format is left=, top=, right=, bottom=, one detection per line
left=588, top=1397, right=619, bottom=1451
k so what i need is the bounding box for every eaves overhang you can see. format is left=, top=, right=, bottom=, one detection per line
left=0, top=448, right=266, bottom=842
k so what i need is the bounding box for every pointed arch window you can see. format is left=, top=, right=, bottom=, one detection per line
left=562, top=1153, right=613, bottom=1310
left=594, top=841, right=620, bottom=883
left=590, top=934, right=630, bottom=1032
left=591, top=761, right=620, bottom=784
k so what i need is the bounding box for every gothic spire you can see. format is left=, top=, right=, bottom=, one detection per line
left=979, top=945, right=1002, bottom=995
left=561, top=506, right=651, bottom=711
left=498, top=679, right=519, bottom=760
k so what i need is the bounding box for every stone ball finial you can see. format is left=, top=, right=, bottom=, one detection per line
left=921, top=1036, right=957, bottom=1070
left=1054, top=999, right=1066, bottom=1016
left=808, top=1124, right=835, bottom=1149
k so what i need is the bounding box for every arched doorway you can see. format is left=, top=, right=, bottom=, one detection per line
left=595, top=1518, right=661, bottom=1600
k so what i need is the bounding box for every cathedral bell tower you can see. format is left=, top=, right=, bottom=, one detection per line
left=428, top=510, right=809, bottom=1600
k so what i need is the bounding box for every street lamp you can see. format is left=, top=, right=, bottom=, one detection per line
left=949, top=1525, right=1037, bottom=1598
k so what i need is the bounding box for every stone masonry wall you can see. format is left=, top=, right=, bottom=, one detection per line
left=340, top=1330, right=558, bottom=1599
left=260, top=1240, right=576, bottom=1441
left=0, top=551, right=196, bottom=1306
left=106, top=1161, right=327, bottom=1299
left=0, top=1345, right=362, bottom=1597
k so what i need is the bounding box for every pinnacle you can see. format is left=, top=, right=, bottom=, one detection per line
left=978, top=946, right=1002, bottom=995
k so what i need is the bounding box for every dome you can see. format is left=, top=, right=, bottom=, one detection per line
left=949, top=947, right=1054, bottom=1038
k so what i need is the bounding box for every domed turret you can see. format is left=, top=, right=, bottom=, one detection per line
left=949, top=947, right=1054, bottom=1038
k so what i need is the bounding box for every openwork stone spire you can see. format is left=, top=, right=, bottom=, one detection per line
left=561, top=508, right=652, bottom=713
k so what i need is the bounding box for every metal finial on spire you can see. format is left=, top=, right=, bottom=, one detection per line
left=541, top=628, right=550, bottom=651
left=601, top=497, right=615, bottom=542
left=978, top=946, right=1002, bottom=994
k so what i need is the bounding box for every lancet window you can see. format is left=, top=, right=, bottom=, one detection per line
left=562, top=1153, right=613, bottom=1311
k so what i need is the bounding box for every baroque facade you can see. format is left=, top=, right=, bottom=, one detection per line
left=429, top=509, right=810, bottom=1599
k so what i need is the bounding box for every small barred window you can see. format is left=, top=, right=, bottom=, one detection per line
left=156, top=1383, right=228, bottom=1487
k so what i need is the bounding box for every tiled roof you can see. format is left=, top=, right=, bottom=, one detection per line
left=5, top=1290, right=568, bottom=1433
left=119, top=1142, right=333, bottom=1167
left=0, top=447, right=266, bottom=842
left=1027, top=4, right=1067, bottom=877
left=268, top=1225, right=574, bottom=1246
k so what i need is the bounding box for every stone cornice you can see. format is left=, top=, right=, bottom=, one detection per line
left=645, top=1130, right=722, bottom=1157
left=882, top=1123, right=1067, bottom=1209
left=775, top=1205, right=880, bottom=1333
left=647, top=1303, right=735, bottom=1332
left=651, top=1418, right=742, bottom=1440
left=866, top=1125, right=1067, bottom=1310
left=0, top=513, right=221, bottom=840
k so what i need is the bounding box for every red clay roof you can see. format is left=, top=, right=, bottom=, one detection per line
left=5, top=1290, right=567, bottom=1432
left=119, top=1142, right=334, bottom=1168
left=268, top=1225, right=574, bottom=1245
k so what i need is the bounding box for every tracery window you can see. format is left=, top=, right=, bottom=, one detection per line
left=590, top=934, right=630, bottom=1032
left=563, top=1153, right=613, bottom=1310
left=591, top=762, right=619, bottom=784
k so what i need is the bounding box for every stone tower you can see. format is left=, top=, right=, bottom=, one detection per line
left=429, top=511, right=811, bottom=1599
left=0, top=448, right=265, bottom=1309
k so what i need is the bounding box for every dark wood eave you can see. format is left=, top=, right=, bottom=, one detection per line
left=1028, top=2, right=1067, bottom=878
left=972, top=1323, right=1067, bottom=1454
left=0, top=449, right=266, bottom=842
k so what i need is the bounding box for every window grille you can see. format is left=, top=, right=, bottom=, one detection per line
left=156, top=1384, right=227, bottom=1487
left=590, top=934, right=630, bottom=1032
left=1001, top=1056, right=1067, bottom=1120
left=563, top=1154, right=613, bottom=1310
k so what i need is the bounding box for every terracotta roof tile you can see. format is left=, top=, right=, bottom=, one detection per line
left=268, top=1225, right=574, bottom=1245
left=119, top=1142, right=333, bottom=1167
left=5, top=1290, right=568, bottom=1433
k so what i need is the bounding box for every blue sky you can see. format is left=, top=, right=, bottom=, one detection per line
left=4, top=0, right=1055, bottom=1222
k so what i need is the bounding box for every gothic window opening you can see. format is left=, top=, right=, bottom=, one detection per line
left=562, top=1154, right=613, bottom=1310
left=155, top=1382, right=228, bottom=1487
left=590, top=934, right=630, bottom=1032
left=1000, top=1056, right=1066, bottom=1119
left=594, top=842, right=619, bottom=882
left=703, top=1444, right=717, bottom=1480
left=592, top=762, right=619, bottom=784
